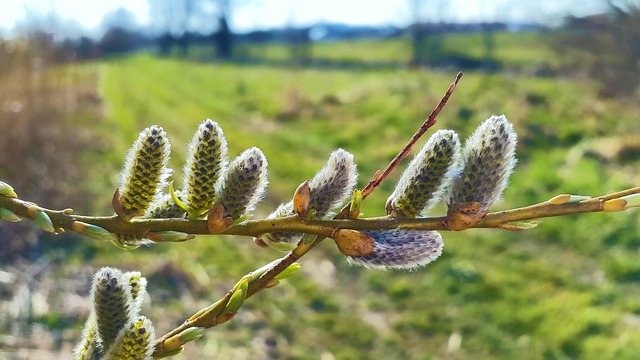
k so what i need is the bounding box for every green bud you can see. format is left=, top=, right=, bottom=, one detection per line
left=387, top=130, right=460, bottom=218
left=91, top=267, right=135, bottom=349
left=548, top=194, right=591, bottom=205
left=233, top=276, right=250, bottom=293
left=178, top=326, right=205, bottom=343
left=224, top=286, right=247, bottom=313
left=155, top=346, right=185, bottom=358
left=348, top=229, right=444, bottom=270
left=32, top=208, right=55, bottom=233
left=72, top=221, right=114, bottom=242
left=103, top=316, right=155, bottom=360
left=449, top=115, right=517, bottom=213
left=73, top=313, right=100, bottom=360
left=0, top=181, right=17, bottom=197
left=244, top=258, right=280, bottom=282
left=350, top=189, right=363, bottom=215
left=151, top=231, right=195, bottom=242
left=161, top=327, right=204, bottom=354
left=182, top=119, right=228, bottom=217
left=118, top=125, right=172, bottom=220
left=216, top=147, right=268, bottom=220
left=274, top=263, right=302, bottom=280
left=621, top=193, right=640, bottom=209
left=0, top=208, right=21, bottom=222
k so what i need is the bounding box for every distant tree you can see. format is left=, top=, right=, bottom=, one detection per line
left=406, top=0, right=449, bottom=66
left=99, top=27, right=141, bottom=55
left=149, top=0, right=202, bottom=55
left=214, top=8, right=233, bottom=59
left=554, top=1, right=640, bottom=97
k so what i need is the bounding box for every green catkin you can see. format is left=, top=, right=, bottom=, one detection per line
left=386, top=130, right=460, bottom=218
left=74, top=313, right=100, bottom=360
left=103, top=316, right=155, bottom=360
left=118, top=125, right=172, bottom=219
left=182, top=119, right=228, bottom=217
left=145, top=192, right=186, bottom=219
left=216, top=147, right=268, bottom=220
left=125, top=271, right=147, bottom=312
left=91, top=267, right=135, bottom=350
left=449, top=115, right=518, bottom=212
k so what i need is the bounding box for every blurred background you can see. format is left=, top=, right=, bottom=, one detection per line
left=0, top=0, right=639, bottom=359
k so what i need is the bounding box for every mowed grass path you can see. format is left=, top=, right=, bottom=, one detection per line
left=95, top=54, right=640, bottom=359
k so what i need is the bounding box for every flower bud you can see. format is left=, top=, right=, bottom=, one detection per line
left=0, top=181, right=17, bottom=198
left=103, top=316, right=155, bottom=360
left=387, top=130, right=460, bottom=218
left=224, top=278, right=248, bottom=313
left=72, top=221, right=114, bottom=242
left=163, top=327, right=204, bottom=352
left=150, top=231, right=195, bottom=242
left=274, top=263, right=302, bottom=280
left=348, top=229, right=444, bottom=270
left=449, top=115, right=517, bottom=214
left=182, top=119, right=228, bottom=217
left=216, top=147, right=268, bottom=220
left=0, top=208, right=21, bottom=222
left=28, top=206, right=55, bottom=233
left=118, top=125, right=172, bottom=220
left=622, top=193, right=640, bottom=209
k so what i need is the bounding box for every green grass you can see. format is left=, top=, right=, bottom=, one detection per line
left=236, top=31, right=557, bottom=71
left=81, top=51, right=640, bottom=359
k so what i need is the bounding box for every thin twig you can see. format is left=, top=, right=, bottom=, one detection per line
left=250, top=72, right=464, bottom=296
left=2, top=186, right=639, bottom=237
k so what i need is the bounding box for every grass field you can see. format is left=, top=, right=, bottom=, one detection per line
left=2, top=32, right=640, bottom=359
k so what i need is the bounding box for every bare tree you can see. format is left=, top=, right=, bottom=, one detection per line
left=554, top=0, right=640, bottom=97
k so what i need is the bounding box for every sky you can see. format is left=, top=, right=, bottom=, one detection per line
left=0, top=0, right=608, bottom=36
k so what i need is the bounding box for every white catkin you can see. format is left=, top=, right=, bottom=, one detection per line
left=348, top=229, right=444, bottom=270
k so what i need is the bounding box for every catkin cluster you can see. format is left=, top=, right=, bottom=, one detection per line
left=112, top=119, right=268, bottom=248
left=108, top=115, right=516, bottom=270
left=74, top=267, right=154, bottom=360
left=350, top=115, right=517, bottom=269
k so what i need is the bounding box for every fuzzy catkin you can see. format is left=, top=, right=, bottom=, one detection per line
left=74, top=313, right=100, bottom=360
left=264, top=149, right=358, bottom=247
left=103, top=316, right=155, bottom=360
left=119, top=126, right=172, bottom=218
left=348, top=229, right=444, bottom=270
left=91, top=267, right=135, bottom=350
left=145, top=192, right=186, bottom=219
left=216, top=147, right=268, bottom=220
left=124, top=271, right=147, bottom=312
left=182, top=119, right=228, bottom=215
left=449, top=115, right=517, bottom=212
left=307, top=148, right=358, bottom=217
left=386, top=130, right=460, bottom=218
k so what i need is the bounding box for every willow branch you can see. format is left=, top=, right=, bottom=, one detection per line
left=2, top=187, right=637, bottom=239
